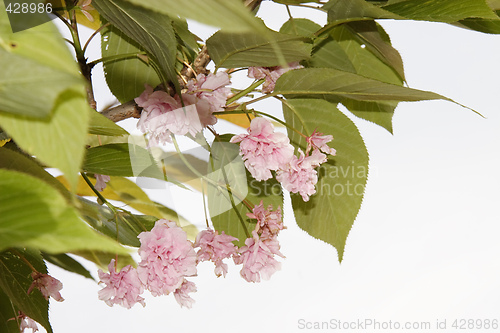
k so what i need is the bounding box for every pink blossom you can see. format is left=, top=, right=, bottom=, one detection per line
left=234, top=231, right=284, bottom=283
left=194, top=229, right=238, bottom=277
left=137, top=219, right=197, bottom=296
left=186, top=72, right=231, bottom=113
left=135, top=85, right=204, bottom=145
left=246, top=201, right=284, bottom=239
left=307, top=130, right=336, bottom=156
left=28, top=272, right=64, bottom=302
left=276, top=149, right=327, bottom=202
left=248, top=62, right=303, bottom=93
left=97, top=259, right=145, bottom=309
left=94, top=174, right=110, bottom=192
left=173, top=279, right=197, bottom=308
left=230, top=117, right=294, bottom=181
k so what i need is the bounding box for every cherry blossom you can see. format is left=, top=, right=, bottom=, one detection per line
left=94, top=174, right=110, bottom=192
left=137, top=219, right=197, bottom=296
left=173, top=279, right=197, bottom=308
left=246, top=201, right=284, bottom=240
left=28, top=272, right=64, bottom=302
left=97, top=259, right=145, bottom=309
left=248, top=62, right=303, bottom=93
left=234, top=231, right=284, bottom=283
left=186, top=72, right=231, bottom=113
left=194, top=229, right=238, bottom=277
left=276, top=149, right=327, bottom=202
left=306, top=130, right=336, bottom=156
left=230, top=117, right=294, bottom=181
left=135, top=85, right=203, bottom=145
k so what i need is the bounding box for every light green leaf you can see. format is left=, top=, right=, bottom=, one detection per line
left=0, top=249, right=52, bottom=333
left=0, top=169, right=128, bottom=254
left=0, top=147, right=70, bottom=201
left=207, top=135, right=283, bottom=247
left=93, top=0, right=178, bottom=90
left=274, top=67, right=447, bottom=102
left=71, top=250, right=136, bottom=270
left=382, top=0, right=500, bottom=22
left=207, top=28, right=312, bottom=68
left=101, top=24, right=161, bottom=103
left=88, top=109, right=129, bottom=136
left=324, top=0, right=401, bottom=25
left=280, top=18, right=322, bottom=37
left=0, top=89, right=90, bottom=190
left=41, top=252, right=94, bottom=280
left=122, top=0, right=268, bottom=33
left=283, top=99, right=368, bottom=262
left=456, top=10, right=500, bottom=33
left=0, top=7, right=84, bottom=118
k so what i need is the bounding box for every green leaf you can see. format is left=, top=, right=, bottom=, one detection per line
left=101, top=24, right=161, bottom=103
left=0, top=147, right=71, bottom=201
left=0, top=249, right=52, bottom=333
left=207, top=136, right=284, bottom=247
left=310, top=35, right=357, bottom=73
left=324, top=0, right=401, bottom=25
left=93, top=0, right=178, bottom=90
left=329, top=24, right=403, bottom=132
left=88, top=109, right=129, bottom=136
left=274, top=67, right=447, bottom=102
left=41, top=252, right=94, bottom=280
left=280, top=18, right=322, bottom=37
left=121, top=0, right=268, bottom=33
left=0, top=169, right=128, bottom=254
left=82, top=143, right=163, bottom=178
left=0, top=288, right=21, bottom=333
left=382, top=0, right=500, bottom=22
left=71, top=250, right=136, bottom=270
left=207, top=28, right=312, bottom=68
left=78, top=197, right=157, bottom=247
left=344, top=20, right=405, bottom=81
left=0, top=89, right=90, bottom=190
left=0, top=7, right=84, bottom=118
left=283, top=99, right=368, bottom=262
left=456, top=10, right=500, bottom=33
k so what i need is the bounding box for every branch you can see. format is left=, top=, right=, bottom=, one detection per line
left=101, top=100, right=141, bottom=122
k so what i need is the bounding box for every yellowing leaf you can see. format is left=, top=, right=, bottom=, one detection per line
left=216, top=112, right=254, bottom=128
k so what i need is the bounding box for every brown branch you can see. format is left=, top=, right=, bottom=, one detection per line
left=101, top=100, right=141, bottom=122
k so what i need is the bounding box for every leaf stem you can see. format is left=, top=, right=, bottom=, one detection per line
left=83, top=23, right=110, bottom=54
left=10, top=249, right=37, bottom=273
left=88, top=52, right=147, bottom=67
left=226, top=79, right=265, bottom=104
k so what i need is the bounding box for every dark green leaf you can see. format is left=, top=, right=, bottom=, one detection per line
left=382, top=0, right=500, bottom=22
left=0, top=288, right=21, bottom=333
left=101, top=24, right=161, bottom=103
left=93, top=0, right=178, bottom=90
left=324, top=0, right=400, bottom=25
left=122, top=0, right=268, bottom=33
left=82, top=143, right=163, bottom=178
left=274, top=67, right=447, bottom=102
left=78, top=197, right=157, bottom=247
left=207, top=28, right=312, bottom=68
left=41, top=253, right=94, bottom=280
left=283, top=99, right=368, bottom=262
left=0, top=249, right=52, bottom=333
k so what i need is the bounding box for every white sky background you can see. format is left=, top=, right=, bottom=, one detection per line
left=47, top=2, right=500, bottom=332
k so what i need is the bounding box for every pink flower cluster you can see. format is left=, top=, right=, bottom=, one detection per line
left=98, top=210, right=286, bottom=308
left=230, top=117, right=294, bottom=181
left=235, top=201, right=285, bottom=282
left=248, top=62, right=303, bottom=93
left=232, top=117, right=336, bottom=201
left=135, top=72, right=231, bottom=146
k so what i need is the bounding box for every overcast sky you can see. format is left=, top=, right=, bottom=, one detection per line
left=47, top=2, right=500, bottom=332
